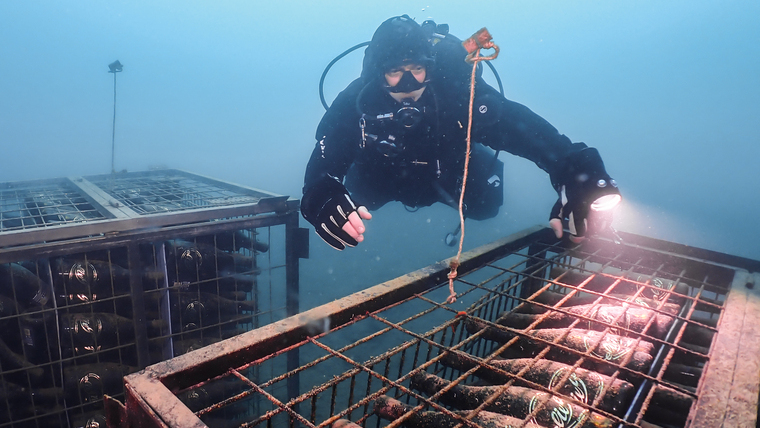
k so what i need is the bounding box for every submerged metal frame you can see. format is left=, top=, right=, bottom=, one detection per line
left=0, top=169, right=290, bottom=249
left=115, top=226, right=760, bottom=428
left=0, top=169, right=308, bottom=427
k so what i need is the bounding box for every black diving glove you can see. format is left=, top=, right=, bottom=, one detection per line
left=550, top=147, right=621, bottom=240
left=301, top=176, right=360, bottom=251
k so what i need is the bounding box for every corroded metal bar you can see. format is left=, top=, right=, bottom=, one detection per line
left=132, top=226, right=549, bottom=390
left=121, top=226, right=549, bottom=427
left=687, top=271, right=760, bottom=427
left=119, top=226, right=756, bottom=428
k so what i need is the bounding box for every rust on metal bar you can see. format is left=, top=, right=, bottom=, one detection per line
left=226, top=370, right=318, bottom=428
left=367, top=311, right=624, bottom=426
left=133, top=225, right=550, bottom=391
left=123, top=373, right=202, bottom=428
left=121, top=226, right=550, bottom=427
left=688, top=271, right=760, bottom=426
left=118, top=225, right=758, bottom=428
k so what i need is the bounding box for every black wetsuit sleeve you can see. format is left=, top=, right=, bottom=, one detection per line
left=433, top=33, right=591, bottom=190
left=472, top=81, right=591, bottom=190
left=303, top=79, right=364, bottom=193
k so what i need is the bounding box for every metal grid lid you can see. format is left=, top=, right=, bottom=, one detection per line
left=86, top=170, right=266, bottom=215
left=0, top=169, right=292, bottom=249
left=0, top=178, right=106, bottom=232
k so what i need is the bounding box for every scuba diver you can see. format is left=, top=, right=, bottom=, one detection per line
left=302, top=15, right=621, bottom=251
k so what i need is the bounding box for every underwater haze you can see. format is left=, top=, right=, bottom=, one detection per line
left=1, top=1, right=759, bottom=307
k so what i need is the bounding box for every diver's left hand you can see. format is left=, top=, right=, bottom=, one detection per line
left=549, top=147, right=621, bottom=243
left=549, top=188, right=587, bottom=243
left=550, top=216, right=583, bottom=243
left=550, top=180, right=620, bottom=243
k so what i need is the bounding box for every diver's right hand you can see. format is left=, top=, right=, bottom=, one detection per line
left=301, top=177, right=371, bottom=250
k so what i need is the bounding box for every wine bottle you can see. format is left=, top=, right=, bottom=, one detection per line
left=59, top=312, right=167, bottom=350
left=517, top=293, right=715, bottom=348
left=170, top=290, right=256, bottom=328
left=171, top=273, right=260, bottom=301
left=0, top=262, right=50, bottom=306
left=191, top=274, right=260, bottom=298
left=71, top=411, right=107, bottom=428
left=624, top=272, right=690, bottom=305
left=0, top=334, right=45, bottom=383
left=20, top=307, right=165, bottom=362
left=218, top=273, right=258, bottom=292
left=0, top=403, right=66, bottom=427
left=643, top=401, right=689, bottom=427
left=54, top=258, right=132, bottom=295
left=411, top=372, right=614, bottom=428
left=465, top=318, right=654, bottom=375
left=439, top=353, right=633, bottom=415
left=0, top=378, right=63, bottom=405
left=0, top=294, right=23, bottom=343
left=53, top=258, right=142, bottom=315
left=56, top=292, right=136, bottom=320
left=29, top=194, right=98, bottom=224
left=56, top=290, right=100, bottom=307
left=519, top=288, right=681, bottom=316
left=0, top=202, right=35, bottom=229
left=651, top=384, right=693, bottom=415
left=19, top=307, right=61, bottom=364
left=548, top=267, right=690, bottom=306
left=374, top=395, right=543, bottom=428
left=165, top=239, right=204, bottom=282
left=670, top=346, right=709, bottom=369
left=662, top=362, right=702, bottom=388
left=679, top=322, right=716, bottom=350
left=165, top=239, right=257, bottom=281
left=499, top=303, right=675, bottom=339
left=178, top=377, right=247, bottom=413
left=678, top=341, right=710, bottom=357
left=63, top=362, right=137, bottom=405
left=196, top=230, right=269, bottom=253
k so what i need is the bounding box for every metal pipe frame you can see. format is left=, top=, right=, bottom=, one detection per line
left=113, top=226, right=760, bottom=428
left=0, top=169, right=293, bottom=249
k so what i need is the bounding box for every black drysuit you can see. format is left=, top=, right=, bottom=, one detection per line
left=302, top=33, right=596, bottom=224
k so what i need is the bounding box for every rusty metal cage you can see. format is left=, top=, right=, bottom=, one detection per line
left=117, top=225, right=760, bottom=428
left=0, top=170, right=307, bottom=428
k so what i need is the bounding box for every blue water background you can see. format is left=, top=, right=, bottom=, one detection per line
left=1, top=1, right=758, bottom=308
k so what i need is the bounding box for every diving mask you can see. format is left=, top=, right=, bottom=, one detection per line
left=387, top=70, right=427, bottom=93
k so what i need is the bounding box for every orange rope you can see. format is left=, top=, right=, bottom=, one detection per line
left=445, top=28, right=499, bottom=305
